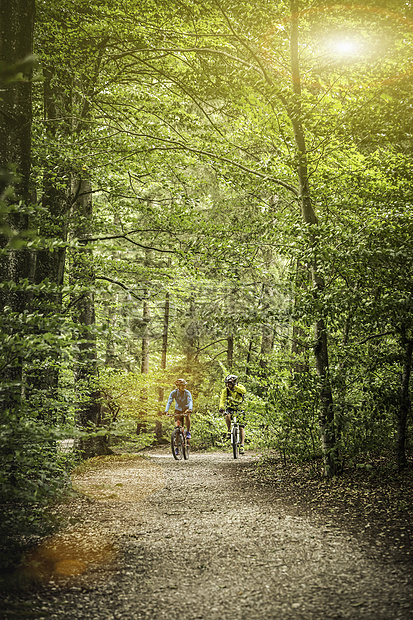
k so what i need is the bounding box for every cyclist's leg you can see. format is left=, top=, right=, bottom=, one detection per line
left=185, top=412, right=191, bottom=433
left=185, top=416, right=191, bottom=438
left=239, top=426, right=245, bottom=453
left=176, top=430, right=184, bottom=459
left=225, top=411, right=232, bottom=433
left=239, top=410, right=246, bottom=452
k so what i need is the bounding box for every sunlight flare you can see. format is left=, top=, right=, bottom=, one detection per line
left=329, top=37, right=363, bottom=57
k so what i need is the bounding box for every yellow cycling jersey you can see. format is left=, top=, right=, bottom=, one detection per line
left=219, top=384, right=246, bottom=410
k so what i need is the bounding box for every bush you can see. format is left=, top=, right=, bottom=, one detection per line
left=0, top=413, right=76, bottom=572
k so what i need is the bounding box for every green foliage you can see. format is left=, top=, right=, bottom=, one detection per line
left=188, top=409, right=226, bottom=450
left=0, top=415, right=72, bottom=504
left=2, top=0, right=413, bottom=565
left=254, top=359, right=322, bottom=463
left=0, top=412, right=76, bottom=571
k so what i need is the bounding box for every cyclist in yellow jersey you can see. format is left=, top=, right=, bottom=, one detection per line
left=219, top=374, right=247, bottom=454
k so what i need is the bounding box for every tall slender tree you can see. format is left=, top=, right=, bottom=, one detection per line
left=0, top=0, right=36, bottom=414
left=288, top=0, right=337, bottom=474
left=71, top=176, right=111, bottom=457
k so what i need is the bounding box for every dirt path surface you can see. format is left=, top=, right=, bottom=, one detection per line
left=2, top=449, right=413, bottom=619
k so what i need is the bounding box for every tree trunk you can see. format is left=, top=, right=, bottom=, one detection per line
left=136, top=293, right=151, bottom=435
left=227, top=334, right=234, bottom=370
left=141, top=294, right=151, bottom=374
left=161, top=292, right=170, bottom=371
left=185, top=296, right=197, bottom=365
left=71, top=176, right=111, bottom=458
left=105, top=304, right=118, bottom=366
left=260, top=325, right=273, bottom=364
left=0, top=0, right=34, bottom=200
left=0, top=0, right=35, bottom=415
left=245, top=338, right=254, bottom=376
left=25, top=67, right=71, bottom=420
left=259, top=285, right=274, bottom=372
left=37, top=67, right=70, bottom=288
left=291, top=260, right=310, bottom=372
left=396, top=333, right=413, bottom=471
left=289, top=0, right=337, bottom=476
left=156, top=291, right=170, bottom=441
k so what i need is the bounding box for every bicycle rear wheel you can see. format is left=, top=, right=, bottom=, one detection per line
left=232, top=425, right=239, bottom=459
left=171, top=430, right=183, bottom=460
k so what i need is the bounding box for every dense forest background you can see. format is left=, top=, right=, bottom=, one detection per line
left=1, top=0, right=413, bottom=566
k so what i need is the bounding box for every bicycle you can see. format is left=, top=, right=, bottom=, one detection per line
left=167, top=412, right=190, bottom=460
left=230, top=412, right=240, bottom=459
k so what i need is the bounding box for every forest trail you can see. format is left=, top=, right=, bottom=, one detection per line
left=2, top=448, right=413, bottom=620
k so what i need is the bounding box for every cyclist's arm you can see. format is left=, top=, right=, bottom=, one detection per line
left=218, top=388, right=226, bottom=411
left=165, top=390, right=175, bottom=413
left=187, top=391, right=193, bottom=412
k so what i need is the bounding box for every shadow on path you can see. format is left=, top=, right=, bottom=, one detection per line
left=2, top=449, right=413, bottom=619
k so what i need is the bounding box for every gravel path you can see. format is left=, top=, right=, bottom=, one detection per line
left=2, top=449, right=413, bottom=619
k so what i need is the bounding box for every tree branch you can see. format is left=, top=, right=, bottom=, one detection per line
left=355, top=331, right=395, bottom=347
left=79, top=233, right=177, bottom=253
left=197, top=338, right=230, bottom=353
left=95, top=276, right=143, bottom=300
left=124, top=133, right=298, bottom=195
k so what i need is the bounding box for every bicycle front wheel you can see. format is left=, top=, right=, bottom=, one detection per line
left=171, top=430, right=183, bottom=460
left=232, top=426, right=239, bottom=459
left=183, top=434, right=189, bottom=460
